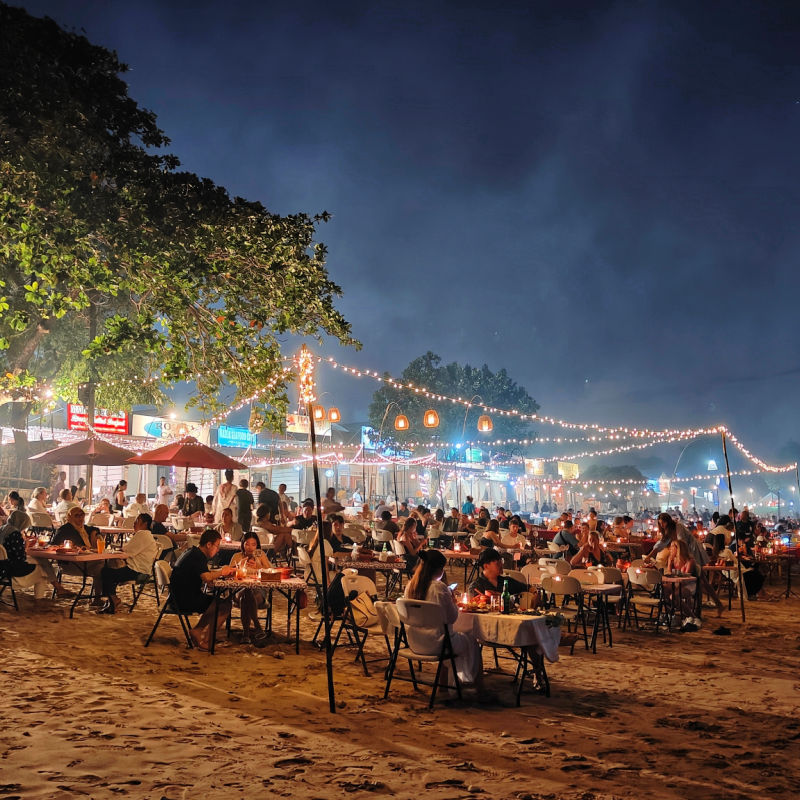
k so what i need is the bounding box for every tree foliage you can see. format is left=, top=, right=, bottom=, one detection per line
left=367, top=352, right=539, bottom=452
left=0, top=4, right=357, bottom=436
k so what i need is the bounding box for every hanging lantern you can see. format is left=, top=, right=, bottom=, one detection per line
left=394, top=414, right=409, bottom=431
left=312, top=405, right=326, bottom=422
left=328, top=407, right=341, bottom=423
left=477, top=414, right=493, bottom=433
left=423, top=409, right=439, bottom=428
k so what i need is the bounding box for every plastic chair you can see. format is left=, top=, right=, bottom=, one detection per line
left=384, top=598, right=463, bottom=708
left=374, top=600, right=401, bottom=672
left=626, top=566, right=664, bottom=631
left=505, top=569, right=528, bottom=586
left=119, top=516, right=135, bottom=530
left=521, top=562, right=545, bottom=587
left=372, top=528, right=394, bottom=545
left=333, top=572, right=380, bottom=675
left=143, top=561, right=195, bottom=648
left=28, top=512, right=55, bottom=539
left=0, top=544, right=19, bottom=611
left=128, top=544, right=163, bottom=613
left=539, top=557, right=570, bottom=576
left=542, top=574, right=588, bottom=648
left=88, top=513, right=111, bottom=527
left=568, top=569, right=599, bottom=586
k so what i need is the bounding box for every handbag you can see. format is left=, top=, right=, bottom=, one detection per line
left=349, top=591, right=378, bottom=628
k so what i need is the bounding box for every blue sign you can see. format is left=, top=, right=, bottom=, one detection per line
left=217, top=424, right=257, bottom=448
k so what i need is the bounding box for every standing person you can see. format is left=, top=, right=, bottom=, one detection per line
left=235, top=479, right=254, bottom=532
left=97, top=513, right=160, bottom=614
left=461, top=496, right=475, bottom=516
left=50, top=471, right=67, bottom=504
left=257, top=482, right=280, bottom=523
left=212, top=469, right=238, bottom=524
left=74, top=478, right=87, bottom=504
left=112, top=480, right=128, bottom=512
left=351, top=486, right=363, bottom=506
left=277, top=483, right=291, bottom=524
left=156, top=476, right=174, bottom=507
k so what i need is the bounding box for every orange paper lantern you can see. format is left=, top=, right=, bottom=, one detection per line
left=423, top=409, right=439, bottom=428
left=394, top=414, right=409, bottom=431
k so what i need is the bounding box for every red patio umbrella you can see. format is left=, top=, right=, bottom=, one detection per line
left=127, top=436, right=247, bottom=487
left=28, top=436, right=136, bottom=466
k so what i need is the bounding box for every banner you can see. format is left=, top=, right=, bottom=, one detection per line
left=286, top=413, right=330, bottom=436
left=557, top=461, right=579, bottom=480
left=217, top=424, right=257, bottom=448
left=67, top=404, right=129, bottom=435
left=524, top=458, right=545, bottom=476
left=131, top=414, right=209, bottom=444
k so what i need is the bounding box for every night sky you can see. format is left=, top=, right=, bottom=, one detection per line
left=16, top=0, right=800, bottom=467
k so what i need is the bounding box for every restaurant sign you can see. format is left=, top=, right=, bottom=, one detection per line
left=557, top=461, right=580, bottom=481
left=286, top=413, right=330, bottom=436
left=67, top=404, right=129, bottom=435
left=217, top=424, right=257, bottom=448
left=524, top=458, right=545, bottom=476
left=131, top=414, right=210, bottom=444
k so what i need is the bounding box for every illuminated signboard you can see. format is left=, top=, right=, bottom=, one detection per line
left=217, top=425, right=257, bottom=448
left=67, top=404, right=129, bottom=435
left=524, top=458, right=545, bottom=476
left=557, top=461, right=579, bottom=480
left=286, top=413, right=330, bottom=436
left=131, top=414, right=209, bottom=444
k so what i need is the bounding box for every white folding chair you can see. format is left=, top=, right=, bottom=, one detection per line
left=144, top=561, right=195, bottom=649
left=334, top=572, right=380, bottom=675
left=385, top=598, right=463, bottom=708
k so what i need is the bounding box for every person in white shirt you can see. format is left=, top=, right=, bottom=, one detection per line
left=155, top=476, right=173, bottom=506
left=212, top=469, right=238, bottom=524
left=27, top=486, right=50, bottom=515
left=351, top=487, right=363, bottom=506
left=500, top=518, right=528, bottom=549
left=97, top=513, right=160, bottom=614
left=124, top=493, right=151, bottom=517
left=321, top=487, right=344, bottom=518
left=54, top=488, right=78, bottom=523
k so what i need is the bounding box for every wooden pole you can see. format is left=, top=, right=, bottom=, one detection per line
left=721, top=430, right=747, bottom=623
left=307, top=400, right=336, bottom=713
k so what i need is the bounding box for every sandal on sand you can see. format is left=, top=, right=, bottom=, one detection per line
left=189, top=631, right=210, bottom=651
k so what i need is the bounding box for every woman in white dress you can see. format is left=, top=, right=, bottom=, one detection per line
left=404, top=550, right=482, bottom=685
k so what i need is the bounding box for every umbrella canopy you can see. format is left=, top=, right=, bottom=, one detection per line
left=126, top=436, right=247, bottom=470
left=28, top=436, right=136, bottom=466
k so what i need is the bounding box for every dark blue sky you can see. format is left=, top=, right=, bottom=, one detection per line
left=19, top=0, right=800, bottom=463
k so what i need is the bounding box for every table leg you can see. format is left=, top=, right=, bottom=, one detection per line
left=69, top=563, right=90, bottom=619
left=209, top=591, right=220, bottom=655
left=589, top=596, right=602, bottom=653
left=295, top=589, right=300, bottom=654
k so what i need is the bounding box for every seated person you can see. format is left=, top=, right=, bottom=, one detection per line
left=151, top=503, right=177, bottom=561
left=404, top=549, right=482, bottom=686
left=169, top=494, right=184, bottom=515
left=290, top=500, right=317, bottom=531
left=0, top=510, right=69, bottom=600
left=442, top=507, right=461, bottom=533
left=664, top=538, right=698, bottom=620
left=215, top=507, right=244, bottom=543
left=570, top=531, right=611, bottom=568
left=26, top=486, right=50, bottom=515
left=53, top=488, right=78, bottom=524
left=469, top=548, right=527, bottom=596
left=376, top=509, right=399, bottom=536
left=479, top=519, right=503, bottom=548
left=97, top=513, right=160, bottom=614
left=169, top=529, right=236, bottom=650
left=229, top=532, right=272, bottom=644
left=253, top=503, right=294, bottom=554
left=51, top=507, right=104, bottom=601
left=92, top=497, right=113, bottom=517
left=181, top=484, right=205, bottom=518
left=500, top=518, right=527, bottom=549
left=553, top=520, right=580, bottom=557
left=124, top=493, right=151, bottom=517
left=328, top=513, right=354, bottom=552
left=398, top=516, right=427, bottom=573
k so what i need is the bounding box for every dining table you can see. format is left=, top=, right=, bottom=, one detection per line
left=582, top=583, right=623, bottom=653
left=209, top=575, right=307, bottom=654
left=27, top=546, right=129, bottom=617
left=331, top=554, right=405, bottom=598
left=439, top=549, right=481, bottom=586
left=455, top=609, right=561, bottom=705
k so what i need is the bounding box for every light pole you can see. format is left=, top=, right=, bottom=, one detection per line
left=377, top=402, right=406, bottom=514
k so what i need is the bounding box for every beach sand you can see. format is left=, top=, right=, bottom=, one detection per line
left=1, top=576, right=798, bottom=800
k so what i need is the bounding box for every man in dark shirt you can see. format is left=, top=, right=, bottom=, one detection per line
left=236, top=479, right=254, bottom=532
left=553, top=520, right=580, bottom=558
left=291, top=499, right=317, bottom=530
left=181, top=483, right=205, bottom=517
left=170, top=529, right=236, bottom=650
left=376, top=510, right=399, bottom=536
left=256, top=482, right=280, bottom=523
left=469, top=549, right=527, bottom=595
left=442, top=508, right=460, bottom=533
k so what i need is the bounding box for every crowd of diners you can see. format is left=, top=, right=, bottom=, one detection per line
left=1, top=472, right=792, bottom=657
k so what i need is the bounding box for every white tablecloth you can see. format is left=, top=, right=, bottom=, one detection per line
left=454, top=611, right=560, bottom=662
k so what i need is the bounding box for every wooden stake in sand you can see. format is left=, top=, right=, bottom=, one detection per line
left=720, top=430, right=747, bottom=623
left=299, top=345, right=336, bottom=713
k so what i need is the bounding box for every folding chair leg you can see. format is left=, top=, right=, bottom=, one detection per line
left=144, top=603, right=169, bottom=647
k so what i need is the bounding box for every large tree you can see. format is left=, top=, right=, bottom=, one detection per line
left=0, top=4, right=357, bottom=467
left=367, top=351, right=539, bottom=453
